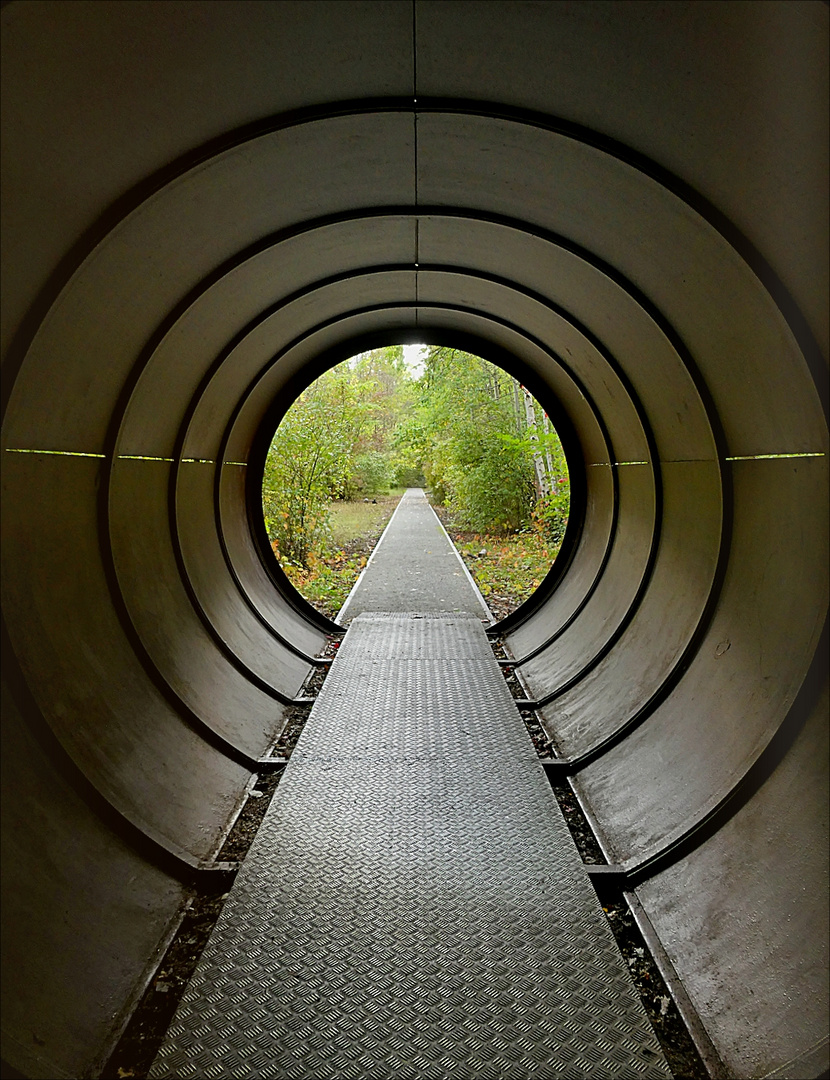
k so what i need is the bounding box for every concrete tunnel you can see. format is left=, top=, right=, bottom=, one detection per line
left=1, top=2, right=827, bottom=1078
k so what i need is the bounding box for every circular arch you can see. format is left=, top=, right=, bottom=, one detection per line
left=2, top=51, right=827, bottom=1079
left=243, top=323, right=591, bottom=634
left=3, top=95, right=824, bottom=856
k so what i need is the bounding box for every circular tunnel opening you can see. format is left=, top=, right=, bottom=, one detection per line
left=254, top=340, right=575, bottom=627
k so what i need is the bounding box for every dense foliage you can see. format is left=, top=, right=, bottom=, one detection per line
left=262, top=344, right=569, bottom=569
left=402, top=347, right=569, bottom=535
left=262, top=347, right=412, bottom=567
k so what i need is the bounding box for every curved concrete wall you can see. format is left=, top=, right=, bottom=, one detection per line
left=2, top=4, right=827, bottom=1078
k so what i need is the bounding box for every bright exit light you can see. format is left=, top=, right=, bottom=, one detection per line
left=402, top=343, right=428, bottom=378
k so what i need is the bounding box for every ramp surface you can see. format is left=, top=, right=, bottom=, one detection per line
left=149, top=495, right=670, bottom=1079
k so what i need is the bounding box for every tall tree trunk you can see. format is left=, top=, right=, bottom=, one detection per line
left=512, top=380, right=524, bottom=435
left=522, top=386, right=549, bottom=500
left=541, top=411, right=558, bottom=497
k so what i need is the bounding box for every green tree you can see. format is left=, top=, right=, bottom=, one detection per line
left=262, top=346, right=414, bottom=565
left=404, top=348, right=537, bottom=533
left=262, top=343, right=569, bottom=571
left=262, top=364, right=373, bottom=566
left=341, top=346, right=412, bottom=496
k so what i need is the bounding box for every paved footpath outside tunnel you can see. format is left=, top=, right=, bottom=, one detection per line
left=149, top=489, right=670, bottom=1079
left=337, top=488, right=492, bottom=623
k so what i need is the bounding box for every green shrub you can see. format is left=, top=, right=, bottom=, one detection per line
left=393, top=463, right=426, bottom=487
left=346, top=450, right=394, bottom=495
left=532, top=476, right=571, bottom=544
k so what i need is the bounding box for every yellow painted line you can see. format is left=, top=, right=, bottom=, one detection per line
left=4, top=448, right=106, bottom=458
left=725, top=452, right=824, bottom=461
left=5, top=449, right=248, bottom=466
left=117, top=455, right=175, bottom=462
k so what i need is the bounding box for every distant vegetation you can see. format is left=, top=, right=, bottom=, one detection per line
left=262, top=345, right=570, bottom=605
left=263, top=346, right=415, bottom=569
left=406, top=346, right=569, bottom=540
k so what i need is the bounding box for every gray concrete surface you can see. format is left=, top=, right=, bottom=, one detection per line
left=337, top=488, right=492, bottom=623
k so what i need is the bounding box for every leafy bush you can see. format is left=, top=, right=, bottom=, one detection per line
left=346, top=450, right=394, bottom=495
left=445, top=439, right=534, bottom=533
left=404, top=348, right=541, bottom=534
left=532, top=475, right=571, bottom=544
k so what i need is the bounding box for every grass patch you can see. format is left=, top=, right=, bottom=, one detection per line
left=433, top=505, right=560, bottom=621
left=278, top=489, right=559, bottom=624
left=279, top=493, right=402, bottom=618
left=327, top=491, right=404, bottom=542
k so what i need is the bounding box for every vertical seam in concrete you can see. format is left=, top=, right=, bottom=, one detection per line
left=413, top=0, right=419, bottom=326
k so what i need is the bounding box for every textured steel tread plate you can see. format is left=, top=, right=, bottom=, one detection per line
left=150, top=615, right=669, bottom=1079
left=335, top=613, right=491, bottom=660
left=296, top=667, right=531, bottom=761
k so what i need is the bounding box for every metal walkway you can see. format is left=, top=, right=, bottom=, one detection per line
left=149, top=495, right=670, bottom=1079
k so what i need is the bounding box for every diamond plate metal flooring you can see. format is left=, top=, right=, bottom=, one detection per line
left=149, top=613, right=669, bottom=1079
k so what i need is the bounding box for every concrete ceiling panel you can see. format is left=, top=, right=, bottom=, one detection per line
left=415, top=269, right=651, bottom=463
left=416, top=112, right=826, bottom=454
left=1, top=683, right=188, bottom=1080
left=636, top=684, right=830, bottom=1079
left=1, top=4, right=826, bottom=1078
left=118, top=218, right=417, bottom=456
left=219, top=304, right=433, bottom=465
left=175, top=464, right=325, bottom=666
left=2, top=454, right=252, bottom=863
left=519, top=465, right=656, bottom=689
left=109, top=460, right=308, bottom=750
left=415, top=0, right=828, bottom=357
left=531, top=460, right=723, bottom=757
left=417, top=215, right=719, bottom=462
left=3, top=114, right=415, bottom=452
left=0, top=0, right=415, bottom=355
left=576, top=455, right=829, bottom=863
left=515, top=461, right=615, bottom=647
